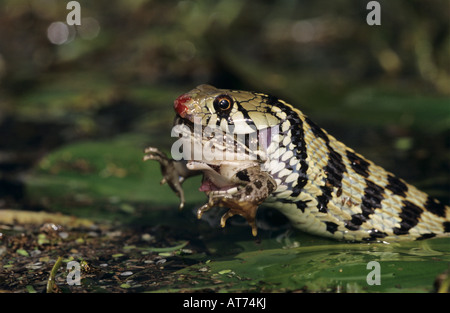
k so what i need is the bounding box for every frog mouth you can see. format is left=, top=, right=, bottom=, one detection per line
left=186, top=160, right=239, bottom=196
left=185, top=160, right=259, bottom=235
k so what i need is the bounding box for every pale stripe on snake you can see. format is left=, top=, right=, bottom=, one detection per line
left=144, top=84, right=450, bottom=242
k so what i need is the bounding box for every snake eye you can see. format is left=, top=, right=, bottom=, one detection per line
left=213, top=95, right=233, bottom=114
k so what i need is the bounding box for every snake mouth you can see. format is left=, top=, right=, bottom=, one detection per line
left=173, top=116, right=240, bottom=194
left=171, top=97, right=264, bottom=236
left=173, top=114, right=263, bottom=200
left=173, top=115, right=194, bottom=131
left=173, top=114, right=267, bottom=167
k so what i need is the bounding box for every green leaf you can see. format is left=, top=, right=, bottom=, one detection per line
left=16, top=249, right=29, bottom=257
left=141, top=241, right=189, bottom=253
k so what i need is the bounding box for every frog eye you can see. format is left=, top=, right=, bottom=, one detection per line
left=213, top=95, right=233, bottom=114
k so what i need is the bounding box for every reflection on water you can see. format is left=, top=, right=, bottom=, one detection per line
left=191, top=232, right=450, bottom=292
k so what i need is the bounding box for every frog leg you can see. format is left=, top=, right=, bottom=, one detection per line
left=143, top=147, right=199, bottom=209
left=197, top=166, right=277, bottom=236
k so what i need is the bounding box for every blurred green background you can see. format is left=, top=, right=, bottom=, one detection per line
left=0, top=0, right=449, bottom=293
left=0, top=0, right=448, bottom=208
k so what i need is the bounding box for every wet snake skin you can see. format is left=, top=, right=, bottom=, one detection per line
left=144, top=84, right=450, bottom=241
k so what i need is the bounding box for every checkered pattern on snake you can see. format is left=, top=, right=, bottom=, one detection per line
left=144, top=84, right=450, bottom=242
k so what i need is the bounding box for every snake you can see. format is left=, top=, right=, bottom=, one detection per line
left=144, top=84, right=450, bottom=242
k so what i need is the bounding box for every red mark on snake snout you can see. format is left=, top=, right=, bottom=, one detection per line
left=174, top=94, right=191, bottom=117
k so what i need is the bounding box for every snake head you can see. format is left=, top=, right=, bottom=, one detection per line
left=169, top=85, right=280, bottom=236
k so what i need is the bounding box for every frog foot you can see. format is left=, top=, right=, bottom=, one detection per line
left=143, top=147, right=198, bottom=210
left=197, top=195, right=260, bottom=236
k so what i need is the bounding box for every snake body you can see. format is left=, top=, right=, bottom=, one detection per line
left=145, top=84, right=450, bottom=242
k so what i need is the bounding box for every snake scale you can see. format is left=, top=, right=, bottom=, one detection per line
left=144, top=84, right=450, bottom=242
